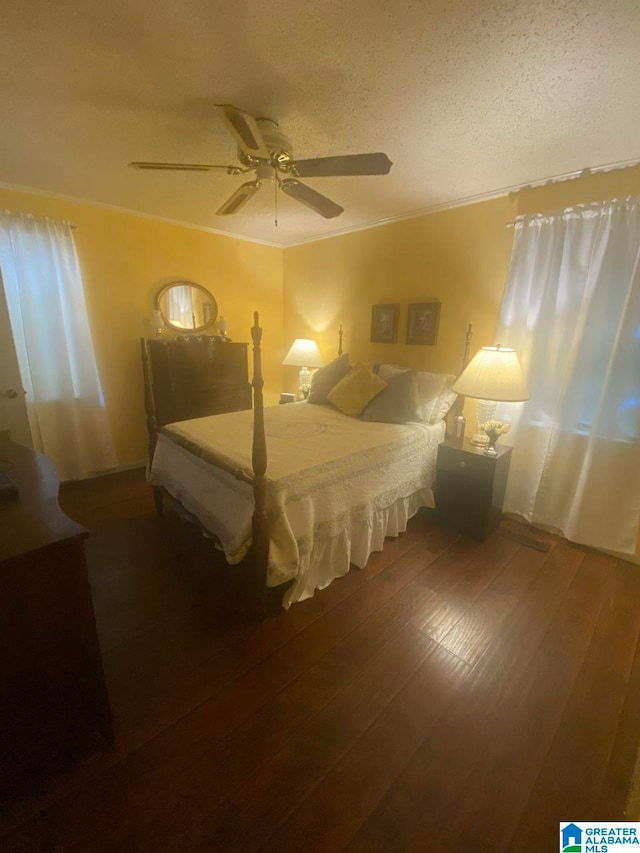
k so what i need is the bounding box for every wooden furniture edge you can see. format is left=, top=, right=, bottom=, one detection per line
left=250, top=311, right=268, bottom=614
left=455, top=322, right=473, bottom=412
left=140, top=337, right=164, bottom=515
left=446, top=322, right=473, bottom=437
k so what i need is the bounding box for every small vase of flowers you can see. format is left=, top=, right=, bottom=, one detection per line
left=479, top=419, right=510, bottom=456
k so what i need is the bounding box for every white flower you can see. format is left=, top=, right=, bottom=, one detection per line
left=479, top=419, right=510, bottom=437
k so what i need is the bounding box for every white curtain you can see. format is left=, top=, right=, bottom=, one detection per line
left=0, top=212, right=117, bottom=481
left=166, top=284, right=194, bottom=329
left=496, top=197, right=640, bottom=554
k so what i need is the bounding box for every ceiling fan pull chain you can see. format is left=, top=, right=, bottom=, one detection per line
left=274, top=176, right=278, bottom=227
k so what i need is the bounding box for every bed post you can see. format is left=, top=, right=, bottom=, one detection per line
left=250, top=312, right=269, bottom=613
left=451, top=323, right=473, bottom=424
left=140, top=337, right=163, bottom=515
left=338, top=324, right=344, bottom=356
left=462, top=323, right=473, bottom=372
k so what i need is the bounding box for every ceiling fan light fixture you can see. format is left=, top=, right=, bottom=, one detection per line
left=255, top=163, right=276, bottom=184
left=255, top=118, right=293, bottom=162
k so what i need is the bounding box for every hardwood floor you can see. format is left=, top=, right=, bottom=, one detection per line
left=1, top=467, right=639, bottom=851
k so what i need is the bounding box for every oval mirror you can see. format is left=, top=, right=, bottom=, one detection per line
left=156, top=281, right=218, bottom=332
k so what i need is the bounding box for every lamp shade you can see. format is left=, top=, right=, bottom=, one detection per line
left=452, top=346, right=529, bottom=402
left=282, top=338, right=323, bottom=368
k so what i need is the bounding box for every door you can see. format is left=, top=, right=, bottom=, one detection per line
left=0, top=269, right=31, bottom=446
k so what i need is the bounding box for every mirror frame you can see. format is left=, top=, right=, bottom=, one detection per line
left=155, top=280, right=218, bottom=333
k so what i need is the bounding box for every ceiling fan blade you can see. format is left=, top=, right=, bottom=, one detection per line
left=129, top=161, right=241, bottom=173
left=216, top=104, right=270, bottom=160
left=289, top=152, right=392, bottom=178
left=216, top=181, right=260, bottom=216
left=280, top=179, right=344, bottom=219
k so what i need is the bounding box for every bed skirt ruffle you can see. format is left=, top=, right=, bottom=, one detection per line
left=283, top=487, right=434, bottom=607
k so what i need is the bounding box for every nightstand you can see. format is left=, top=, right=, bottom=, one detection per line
left=435, top=438, right=513, bottom=541
left=279, top=394, right=297, bottom=405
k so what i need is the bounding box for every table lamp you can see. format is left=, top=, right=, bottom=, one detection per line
left=451, top=345, right=529, bottom=454
left=150, top=309, right=165, bottom=336
left=283, top=338, right=323, bottom=397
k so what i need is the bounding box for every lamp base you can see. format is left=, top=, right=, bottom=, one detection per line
left=150, top=309, right=165, bottom=337
left=470, top=399, right=497, bottom=448
left=298, top=366, right=311, bottom=386
left=297, top=366, right=312, bottom=399
left=470, top=431, right=490, bottom=447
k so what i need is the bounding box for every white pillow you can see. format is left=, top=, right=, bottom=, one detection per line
left=377, top=363, right=457, bottom=424
left=377, top=363, right=406, bottom=383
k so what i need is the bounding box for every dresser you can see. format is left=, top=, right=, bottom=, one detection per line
left=0, top=438, right=112, bottom=792
left=144, top=338, right=252, bottom=426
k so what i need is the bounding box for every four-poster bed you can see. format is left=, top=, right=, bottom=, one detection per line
left=141, top=314, right=472, bottom=610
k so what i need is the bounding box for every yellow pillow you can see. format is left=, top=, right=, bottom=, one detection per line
left=327, top=364, right=388, bottom=417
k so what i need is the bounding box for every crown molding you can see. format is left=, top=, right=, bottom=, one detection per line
left=284, top=156, right=640, bottom=247
left=0, top=180, right=282, bottom=248
left=284, top=187, right=513, bottom=248
left=2, top=154, right=638, bottom=250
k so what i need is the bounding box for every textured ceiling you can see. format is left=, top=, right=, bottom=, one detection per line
left=1, top=0, right=639, bottom=246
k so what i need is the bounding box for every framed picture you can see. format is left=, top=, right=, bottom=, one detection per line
left=406, top=301, right=441, bottom=346
left=370, top=303, right=399, bottom=343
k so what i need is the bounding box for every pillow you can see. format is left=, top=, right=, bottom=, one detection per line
left=421, top=375, right=457, bottom=424
left=307, top=353, right=350, bottom=404
left=377, top=362, right=407, bottom=383
left=327, top=364, right=387, bottom=417
left=377, top=363, right=458, bottom=423
left=361, top=369, right=422, bottom=424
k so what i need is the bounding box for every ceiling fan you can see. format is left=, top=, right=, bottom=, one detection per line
left=129, top=104, right=392, bottom=220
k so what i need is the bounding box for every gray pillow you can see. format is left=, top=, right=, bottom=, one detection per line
left=378, top=363, right=457, bottom=423
left=361, top=369, right=422, bottom=424
left=308, top=353, right=351, bottom=404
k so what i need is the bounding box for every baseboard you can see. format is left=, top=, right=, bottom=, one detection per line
left=599, top=547, right=640, bottom=566
left=62, top=459, right=147, bottom=484
left=504, top=513, right=640, bottom=565
left=90, top=459, right=147, bottom=478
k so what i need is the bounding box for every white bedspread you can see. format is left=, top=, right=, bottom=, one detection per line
left=149, top=402, right=445, bottom=606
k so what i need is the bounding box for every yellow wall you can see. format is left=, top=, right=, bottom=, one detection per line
left=0, top=186, right=283, bottom=467
left=284, top=194, right=516, bottom=386
left=283, top=164, right=640, bottom=554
